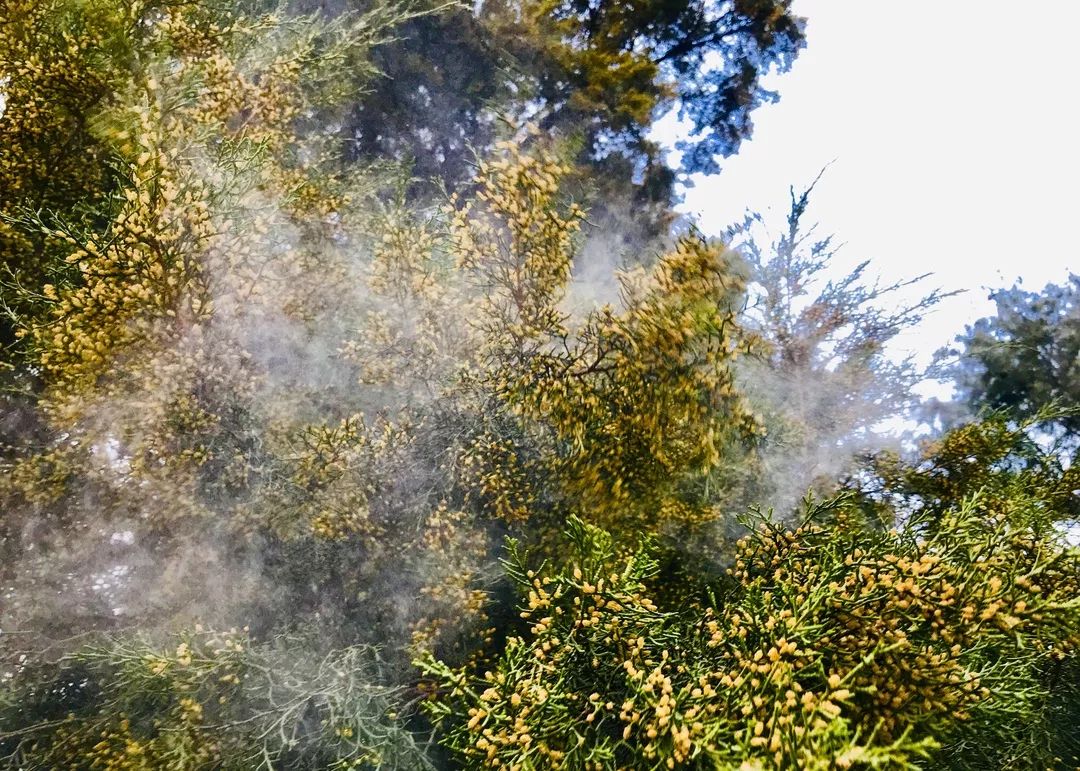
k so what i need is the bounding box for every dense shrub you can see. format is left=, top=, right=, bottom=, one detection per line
left=421, top=498, right=1080, bottom=769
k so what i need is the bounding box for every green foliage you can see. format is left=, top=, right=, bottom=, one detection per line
left=0, top=0, right=450, bottom=654
left=345, top=0, right=805, bottom=223
left=0, top=0, right=769, bottom=671
left=421, top=492, right=1080, bottom=770
left=733, top=178, right=950, bottom=379
left=2, top=0, right=1077, bottom=769
left=1, top=630, right=432, bottom=770
left=533, top=0, right=806, bottom=174
left=0, top=0, right=130, bottom=358
left=942, top=274, right=1080, bottom=443
left=449, top=144, right=761, bottom=536
left=722, top=177, right=952, bottom=513
left=862, top=408, right=1080, bottom=528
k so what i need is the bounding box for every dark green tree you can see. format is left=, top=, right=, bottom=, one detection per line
left=943, top=274, right=1080, bottom=442
left=342, top=0, right=805, bottom=191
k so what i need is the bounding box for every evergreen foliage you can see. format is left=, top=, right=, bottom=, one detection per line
left=943, top=274, right=1080, bottom=444
left=421, top=492, right=1080, bottom=769
left=1, top=631, right=431, bottom=770
left=1, top=1, right=1076, bottom=769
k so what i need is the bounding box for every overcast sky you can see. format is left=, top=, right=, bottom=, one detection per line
left=657, top=1, right=1079, bottom=386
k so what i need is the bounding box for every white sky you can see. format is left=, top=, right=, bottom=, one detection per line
left=656, top=1, right=1079, bottom=383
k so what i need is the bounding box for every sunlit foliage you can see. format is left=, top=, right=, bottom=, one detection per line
left=861, top=408, right=1080, bottom=529
left=0, top=0, right=769, bottom=667
left=0, top=0, right=125, bottom=355
left=449, top=143, right=762, bottom=536
left=2, top=0, right=1077, bottom=768
left=422, top=493, right=1080, bottom=770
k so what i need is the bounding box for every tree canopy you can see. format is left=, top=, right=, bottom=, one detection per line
left=944, top=274, right=1080, bottom=443
left=1, top=1, right=1077, bottom=769
left=344, top=0, right=804, bottom=193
